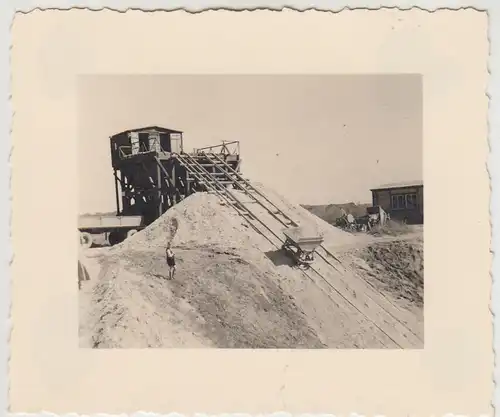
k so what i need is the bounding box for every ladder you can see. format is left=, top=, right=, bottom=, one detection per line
left=175, top=153, right=285, bottom=248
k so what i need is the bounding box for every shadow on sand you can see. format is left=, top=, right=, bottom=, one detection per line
left=264, top=249, right=295, bottom=267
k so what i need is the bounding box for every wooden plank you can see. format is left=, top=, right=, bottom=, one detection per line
left=78, top=215, right=143, bottom=229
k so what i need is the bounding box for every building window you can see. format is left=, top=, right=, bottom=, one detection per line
left=391, top=193, right=417, bottom=210
left=406, top=193, right=417, bottom=209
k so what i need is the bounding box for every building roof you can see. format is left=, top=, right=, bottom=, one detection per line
left=370, top=180, right=423, bottom=191
left=110, top=126, right=183, bottom=137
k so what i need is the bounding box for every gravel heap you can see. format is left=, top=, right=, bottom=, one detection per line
left=79, top=186, right=423, bottom=349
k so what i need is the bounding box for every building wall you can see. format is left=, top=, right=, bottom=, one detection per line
left=417, top=187, right=424, bottom=219
left=109, top=133, right=131, bottom=168
left=372, top=186, right=423, bottom=224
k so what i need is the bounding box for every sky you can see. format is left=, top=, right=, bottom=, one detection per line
left=78, top=74, right=422, bottom=214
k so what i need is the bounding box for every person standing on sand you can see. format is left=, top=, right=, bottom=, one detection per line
left=166, top=243, right=176, bottom=280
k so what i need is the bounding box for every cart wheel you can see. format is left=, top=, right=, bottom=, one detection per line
left=80, top=232, right=93, bottom=249
left=127, top=229, right=138, bottom=238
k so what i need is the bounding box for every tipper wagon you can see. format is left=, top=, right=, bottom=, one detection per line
left=281, top=227, right=324, bottom=268
left=78, top=215, right=144, bottom=248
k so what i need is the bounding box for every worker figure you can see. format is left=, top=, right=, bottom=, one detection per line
left=166, top=242, right=176, bottom=280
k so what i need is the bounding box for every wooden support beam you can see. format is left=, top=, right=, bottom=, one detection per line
left=113, top=169, right=121, bottom=215
left=154, top=156, right=175, bottom=188
left=157, top=163, right=163, bottom=218
left=184, top=166, right=190, bottom=196
left=172, top=163, right=177, bottom=204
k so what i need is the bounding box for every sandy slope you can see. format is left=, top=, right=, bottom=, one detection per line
left=79, top=186, right=424, bottom=349
left=344, top=236, right=424, bottom=310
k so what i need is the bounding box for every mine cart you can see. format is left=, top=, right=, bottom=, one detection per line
left=281, top=227, right=324, bottom=268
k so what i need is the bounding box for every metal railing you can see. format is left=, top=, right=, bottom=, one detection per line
left=118, top=138, right=165, bottom=159
left=193, top=140, right=240, bottom=156
left=118, top=138, right=240, bottom=160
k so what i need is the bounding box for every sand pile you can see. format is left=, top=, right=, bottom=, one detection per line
left=116, top=193, right=267, bottom=252
left=347, top=236, right=424, bottom=308
left=85, top=246, right=327, bottom=348
left=368, top=220, right=413, bottom=237
left=82, top=193, right=330, bottom=348
left=249, top=183, right=359, bottom=249
left=80, top=186, right=424, bottom=349
left=302, top=202, right=370, bottom=225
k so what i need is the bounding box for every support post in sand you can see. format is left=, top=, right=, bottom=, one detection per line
left=113, top=169, right=120, bottom=215
left=157, top=163, right=163, bottom=218
left=172, top=163, right=177, bottom=205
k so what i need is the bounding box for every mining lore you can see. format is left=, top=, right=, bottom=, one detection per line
left=78, top=126, right=424, bottom=349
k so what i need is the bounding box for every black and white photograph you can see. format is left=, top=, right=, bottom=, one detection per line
left=78, top=74, right=424, bottom=349
left=10, top=8, right=492, bottom=415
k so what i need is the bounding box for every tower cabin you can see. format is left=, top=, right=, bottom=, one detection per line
left=109, top=126, right=241, bottom=226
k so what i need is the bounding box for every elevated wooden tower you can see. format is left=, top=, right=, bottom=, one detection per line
left=110, top=126, right=242, bottom=226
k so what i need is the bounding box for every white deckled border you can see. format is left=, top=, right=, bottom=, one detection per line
left=2, top=0, right=498, bottom=416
